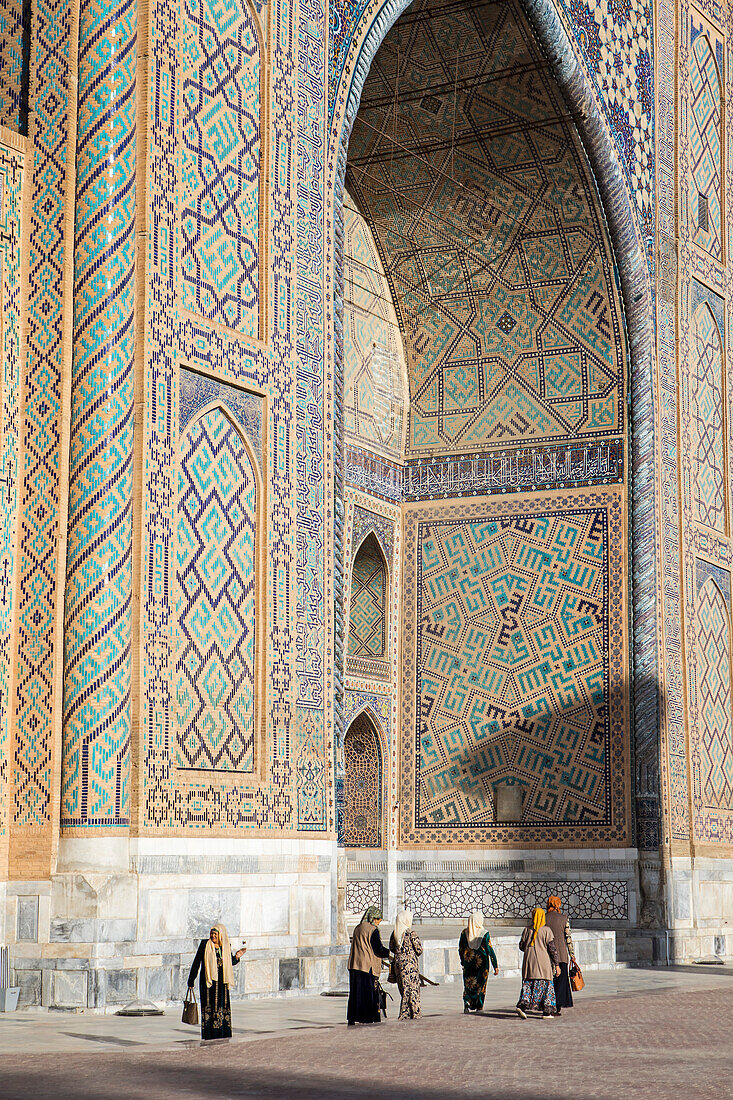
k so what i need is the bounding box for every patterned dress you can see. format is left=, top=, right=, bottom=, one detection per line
left=188, top=939, right=241, bottom=1040
left=390, top=929, right=423, bottom=1019
left=458, top=930, right=499, bottom=1011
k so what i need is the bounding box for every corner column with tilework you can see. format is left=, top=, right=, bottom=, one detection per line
left=61, top=0, right=137, bottom=831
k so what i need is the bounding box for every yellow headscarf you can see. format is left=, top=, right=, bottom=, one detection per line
left=203, top=924, right=235, bottom=988
left=530, top=906, right=546, bottom=946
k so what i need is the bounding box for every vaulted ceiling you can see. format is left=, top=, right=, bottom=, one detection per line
left=346, top=0, right=627, bottom=459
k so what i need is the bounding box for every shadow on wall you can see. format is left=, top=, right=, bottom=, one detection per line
left=418, top=673, right=665, bottom=916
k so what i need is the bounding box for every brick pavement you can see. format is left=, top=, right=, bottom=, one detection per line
left=1, top=983, right=731, bottom=1099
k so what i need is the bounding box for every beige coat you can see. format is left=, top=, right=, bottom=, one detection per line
left=519, top=924, right=558, bottom=981
left=545, top=911, right=570, bottom=964
left=348, top=920, right=384, bottom=976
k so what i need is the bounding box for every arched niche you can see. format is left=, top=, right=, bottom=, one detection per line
left=343, top=709, right=385, bottom=846
left=175, top=403, right=260, bottom=774
left=695, top=578, right=733, bottom=811
left=347, top=531, right=389, bottom=677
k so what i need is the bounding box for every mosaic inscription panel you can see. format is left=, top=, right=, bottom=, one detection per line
left=401, top=490, right=629, bottom=846
left=0, top=138, right=21, bottom=850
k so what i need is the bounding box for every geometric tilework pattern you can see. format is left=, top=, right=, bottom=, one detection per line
left=403, top=878, right=628, bottom=920
left=348, top=533, right=387, bottom=660
left=401, top=490, right=629, bottom=845
left=692, top=304, right=726, bottom=533
left=344, top=190, right=408, bottom=460
left=296, top=709, right=328, bottom=830
left=346, top=0, right=626, bottom=458
left=344, top=712, right=382, bottom=846
left=345, top=879, right=384, bottom=914
left=0, top=0, right=24, bottom=131
left=330, top=0, right=654, bottom=243
left=695, top=579, right=733, bottom=812
left=416, top=508, right=610, bottom=825
left=61, top=0, right=137, bottom=827
left=12, top=0, right=72, bottom=837
left=176, top=408, right=257, bottom=772
left=690, top=29, right=722, bottom=262
left=180, top=0, right=261, bottom=336
left=0, top=141, right=21, bottom=847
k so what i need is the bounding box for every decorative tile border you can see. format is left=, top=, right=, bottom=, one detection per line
left=403, top=879, right=629, bottom=920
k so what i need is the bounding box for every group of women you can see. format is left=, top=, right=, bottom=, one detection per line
left=346, top=895, right=578, bottom=1025
left=185, top=896, right=578, bottom=1041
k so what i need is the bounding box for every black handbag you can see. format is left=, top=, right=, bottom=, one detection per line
left=376, top=979, right=392, bottom=1017
left=182, top=987, right=199, bottom=1026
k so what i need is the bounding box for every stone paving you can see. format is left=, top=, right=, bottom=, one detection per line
left=0, top=966, right=732, bottom=1098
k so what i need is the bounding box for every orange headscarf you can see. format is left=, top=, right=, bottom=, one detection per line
left=547, top=896, right=562, bottom=912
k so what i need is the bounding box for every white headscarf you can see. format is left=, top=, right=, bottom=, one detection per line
left=466, top=910, right=487, bottom=950
left=393, top=909, right=413, bottom=947
left=203, top=924, right=235, bottom=988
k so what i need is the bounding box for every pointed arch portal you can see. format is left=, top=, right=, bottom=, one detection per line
left=332, top=0, right=657, bottom=847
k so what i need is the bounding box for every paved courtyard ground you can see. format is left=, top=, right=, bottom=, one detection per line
left=0, top=966, right=731, bottom=1098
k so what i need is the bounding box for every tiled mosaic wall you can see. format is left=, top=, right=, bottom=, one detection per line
left=138, top=0, right=333, bottom=836
left=343, top=191, right=408, bottom=461
left=676, top=4, right=733, bottom=853
left=400, top=489, right=630, bottom=847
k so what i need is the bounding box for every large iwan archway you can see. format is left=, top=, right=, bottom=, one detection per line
left=333, top=0, right=656, bottom=855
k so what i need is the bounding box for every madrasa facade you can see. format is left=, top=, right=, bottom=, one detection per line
left=0, top=0, right=731, bottom=1011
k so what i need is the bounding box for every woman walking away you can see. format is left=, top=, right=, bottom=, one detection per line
left=516, top=907, right=560, bottom=1019
left=188, top=924, right=246, bottom=1039
left=389, top=910, right=423, bottom=1020
left=459, top=910, right=499, bottom=1013
left=347, top=905, right=391, bottom=1025
left=545, top=895, right=576, bottom=1015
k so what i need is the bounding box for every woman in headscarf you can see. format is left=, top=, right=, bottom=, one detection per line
left=516, top=907, right=560, bottom=1019
left=458, top=910, right=499, bottom=1013
left=187, top=924, right=246, bottom=1039
left=545, top=895, right=576, bottom=1015
left=347, top=905, right=391, bottom=1025
left=389, top=910, right=423, bottom=1020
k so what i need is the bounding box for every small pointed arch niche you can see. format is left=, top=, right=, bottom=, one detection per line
left=695, top=575, right=733, bottom=810
left=691, top=300, right=727, bottom=535
left=343, top=709, right=385, bottom=847
left=175, top=401, right=263, bottom=776
left=347, top=531, right=390, bottom=678
left=690, top=29, right=723, bottom=261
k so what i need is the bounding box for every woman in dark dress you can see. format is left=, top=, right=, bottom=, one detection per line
left=545, top=895, right=575, bottom=1015
left=347, top=905, right=391, bottom=1024
left=188, top=924, right=246, bottom=1039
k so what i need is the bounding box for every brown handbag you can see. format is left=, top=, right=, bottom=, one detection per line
left=182, top=987, right=199, bottom=1026
left=569, top=961, right=585, bottom=992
